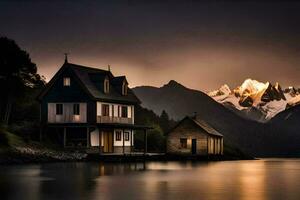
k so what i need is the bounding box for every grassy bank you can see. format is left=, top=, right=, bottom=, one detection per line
left=0, top=128, right=87, bottom=164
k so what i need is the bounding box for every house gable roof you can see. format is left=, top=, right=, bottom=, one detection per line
left=38, top=62, right=141, bottom=104
left=169, top=116, right=223, bottom=137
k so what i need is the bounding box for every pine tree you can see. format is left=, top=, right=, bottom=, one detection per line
left=0, top=37, right=45, bottom=124
left=159, top=110, right=170, bottom=135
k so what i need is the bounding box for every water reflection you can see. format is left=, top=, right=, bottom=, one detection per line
left=1, top=159, right=300, bottom=200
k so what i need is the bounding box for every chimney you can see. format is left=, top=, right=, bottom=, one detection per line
left=64, top=53, right=69, bottom=63
left=192, top=112, right=197, bottom=119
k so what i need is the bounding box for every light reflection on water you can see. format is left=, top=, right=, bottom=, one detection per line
left=1, top=159, right=300, bottom=200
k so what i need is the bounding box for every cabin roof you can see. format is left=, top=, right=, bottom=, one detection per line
left=169, top=116, right=223, bottom=137
left=189, top=117, right=223, bottom=137
left=38, top=62, right=141, bottom=104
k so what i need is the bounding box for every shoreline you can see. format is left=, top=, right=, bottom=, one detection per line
left=0, top=151, right=254, bottom=165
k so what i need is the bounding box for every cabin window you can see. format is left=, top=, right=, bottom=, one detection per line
left=180, top=138, right=187, bottom=148
left=73, top=104, right=80, bottom=115
left=124, top=131, right=130, bottom=141
left=116, top=131, right=122, bottom=141
left=56, top=104, right=63, bottom=115
left=63, top=77, right=71, bottom=86
left=121, top=106, right=128, bottom=118
left=122, top=81, right=128, bottom=95
left=102, top=104, right=109, bottom=116
left=104, top=78, right=109, bottom=93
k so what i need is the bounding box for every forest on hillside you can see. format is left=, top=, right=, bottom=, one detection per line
left=0, top=36, right=175, bottom=152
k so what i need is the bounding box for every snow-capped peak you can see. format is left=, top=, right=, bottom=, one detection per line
left=208, top=78, right=300, bottom=121
left=239, top=79, right=268, bottom=96
left=234, top=79, right=270, bottom=106
left=208, top=84, right=231, bottom=97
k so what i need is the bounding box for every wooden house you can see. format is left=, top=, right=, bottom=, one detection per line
left=37, top=58, right=150, bottom=154
left=167, top=116, right=223, bottom=155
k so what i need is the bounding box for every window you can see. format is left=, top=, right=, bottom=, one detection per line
left=124, top=131, right=130, bottom=141
left=73, top=104, right=80, bottom=115
left=116, top=131, right=122, bottom=141
left=121, top=106, right=128, bottom=118
left=63, top=77, right=71, bottom=86
left=122, top=81, right=128, bottom=95
left=104, top=78, right=109, bottom=93
left=56, top=104, right=63, bottom=115
left=180, top=138, right=187, bottom=148
left=102, top=104, right=109, bottom=116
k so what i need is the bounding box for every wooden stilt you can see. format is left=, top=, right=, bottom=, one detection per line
left=86, top=127, right=90, bottom=148
left=144, top=129, right=147, bottom=155
left=130, top=129, right=133, bottom=153
left=122, top=129, right=125, bottom=154
left=39, top=125, right=43, bottom=142
left=112, top=129, right=114, bottom=153
left=99, top=130, right=102, bottom=154
left=63, top=127, right=66, bottom=148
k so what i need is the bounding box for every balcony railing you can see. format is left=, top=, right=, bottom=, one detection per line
left=97, top=116, right=133, bottom=124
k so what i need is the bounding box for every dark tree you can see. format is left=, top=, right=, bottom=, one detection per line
left=0, top=37, right=44, bottom=124
left=159, top=110, right=171, bottom=135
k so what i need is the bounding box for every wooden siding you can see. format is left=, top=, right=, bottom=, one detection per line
left=90, top=128, right=133, bottom=149
left=167, top=118, right=223, bottom=155
left=96, top=102, right=134, bottom=124
left=48, top=103, right=87, bottom=123
left=40, top=67, right=95, bottom=124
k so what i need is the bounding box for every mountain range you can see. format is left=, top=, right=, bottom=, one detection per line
left=208, top=79, right=300, bottom=122
left=133, top=80, right=300, bottom=157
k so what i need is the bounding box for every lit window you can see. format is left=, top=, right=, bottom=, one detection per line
left=104, top=78, right=109, bottom=93
left=122, top=81, right=128, bottom=95
left=116, top=131, right=122, bottom=141
left=124, top=132, right=130, bottom=141
left=180, top=138, right=187, bottom=148
left=73, top=104, right=80, bottom=115
left=121, top=106, right=128, bottom=118
left=102, top=104, right=109, bottom=116
left=56, top=104, right=63, bottom=115
left=63, top=77, right=71, bottom=86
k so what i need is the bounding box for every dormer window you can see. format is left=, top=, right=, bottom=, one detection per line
left=63, top=77, right=71, bottom=86
left=122, top=81, right=128, bottom=95
left=104, top=78, right=109, bottom=93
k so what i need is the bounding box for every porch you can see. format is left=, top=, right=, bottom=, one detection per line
left=44, top=123, right=152, bottom=155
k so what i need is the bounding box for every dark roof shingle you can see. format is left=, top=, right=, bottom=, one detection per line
left=67, top=63, right=140, bottom=104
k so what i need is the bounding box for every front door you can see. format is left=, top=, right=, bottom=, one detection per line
left=191, top=139, right=197, bottom=155
left=103, top=131, right=113, bottom=153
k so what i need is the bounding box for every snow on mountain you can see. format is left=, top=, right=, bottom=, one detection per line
left=208, top=79, right=300, bottom=121
left=208, top=84, right=247, bottom=110
left=236, top=79, right=269, bottom=106
left=208, top=84, right=231, bottom=97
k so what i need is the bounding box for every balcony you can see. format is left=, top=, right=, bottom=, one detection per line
left=97, top=116, right=133, bottom=124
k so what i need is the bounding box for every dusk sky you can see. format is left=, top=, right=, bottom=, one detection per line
left=1, top=0, right=300, bottom=91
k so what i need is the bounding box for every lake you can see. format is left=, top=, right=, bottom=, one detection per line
left=1, top=159, right=300, bottom=200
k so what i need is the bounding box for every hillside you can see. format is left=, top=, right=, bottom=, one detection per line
left=133, top=80, right=264, bottom=156
left=133, top=80, right=300, bottom=157
left=264, top=105, right=300, bottom=156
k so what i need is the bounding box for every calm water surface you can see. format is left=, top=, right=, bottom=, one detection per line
left=1, top=159, right=300, bottom=200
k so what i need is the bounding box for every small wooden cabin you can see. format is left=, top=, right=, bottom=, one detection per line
left=167, top=116, right=223, bottom=155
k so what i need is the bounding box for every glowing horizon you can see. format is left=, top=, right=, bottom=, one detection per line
left=1, top=1, right=300, bottom=91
